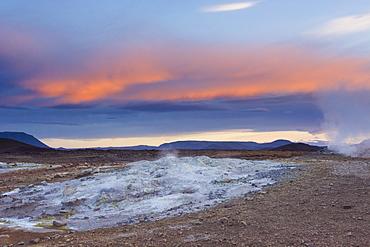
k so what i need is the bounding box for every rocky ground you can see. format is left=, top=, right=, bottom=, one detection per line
left=0, top=149, right=369, bottom=246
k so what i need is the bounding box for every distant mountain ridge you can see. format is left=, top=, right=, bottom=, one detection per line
left=0, top=132, right=50, bottom=149
left=0, top=132, right=323, bottom=152
left=157, top=139, right=293, bottom=150
left=93, top=139, right=293, bottom=150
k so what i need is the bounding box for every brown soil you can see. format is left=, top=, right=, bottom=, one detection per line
left=0, top=150, right=369, bottom=246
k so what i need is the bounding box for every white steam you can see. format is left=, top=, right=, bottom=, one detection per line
left=320, top=89, right=370, bottom=156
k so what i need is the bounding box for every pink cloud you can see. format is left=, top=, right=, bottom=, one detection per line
left=16, top=43, right=370, bottom=105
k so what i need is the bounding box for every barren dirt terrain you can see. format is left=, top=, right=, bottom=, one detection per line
left=0, top=149, right=369, bottom=246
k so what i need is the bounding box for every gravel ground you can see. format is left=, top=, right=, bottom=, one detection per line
left=0, top=150, right=369, bottom=246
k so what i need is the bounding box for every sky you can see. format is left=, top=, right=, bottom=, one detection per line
left=1, top=0, right=370, bottom=148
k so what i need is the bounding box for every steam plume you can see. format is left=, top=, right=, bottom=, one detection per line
left=320, top=89, right=370, bottom=156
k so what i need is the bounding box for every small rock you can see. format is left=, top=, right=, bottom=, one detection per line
left=53, top=217, right=67, bottom=227
left=219, top=217, right=228, bottom=224
left=30, top=238, right=40, bottom=244
left=346, top=232, right=353, bottom=237
left=0, top=234, right=10, bottom=238
left=223, top=202, right=233, bottom=208
left=54, top=174, right=63, bottom=178
left=92, top=167, right=101, bottom=173
left=75, top=169, right=93, bottom=178
left=49, top=234, right=60, bottom=239
left=193, top=220, right=202, bottom=225
left=343, top=205, right=353, bottom=210
left=18, top=241, right=25, bottom=245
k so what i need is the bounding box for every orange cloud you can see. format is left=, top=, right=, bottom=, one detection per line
left=21, top=44, right=370, bottom=104
left=121, top=46, right=370, bottom=101
left=24, top=49, right=174, bottom=103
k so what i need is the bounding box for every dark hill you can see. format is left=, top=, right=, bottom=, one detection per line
left=260, top=140, right=293, bottom=149
left=0, top=138, right=52, bottom=153
left=270, top=143, right=324, bottom=151
left=0, top=132, right=50, bottom=148
left=203, top=142, right=252, bottom=150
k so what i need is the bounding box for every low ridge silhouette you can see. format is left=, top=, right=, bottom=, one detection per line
left=0, top=138, right=52, bottom=153
left=270, top=143, right=324, bottom=151
left=0, top=132, right=50, bottom=148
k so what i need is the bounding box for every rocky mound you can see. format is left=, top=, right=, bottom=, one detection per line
left=0, top=138, right=52, bottom=153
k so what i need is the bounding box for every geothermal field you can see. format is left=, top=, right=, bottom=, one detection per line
left=2, top=1, right=370, bottom=246
left=0, top=148, right=369, bottom=246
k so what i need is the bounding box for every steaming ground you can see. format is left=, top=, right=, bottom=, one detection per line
left=329, top=139, right=370, bottom=157
left=0, top=156, right=295, bottom=231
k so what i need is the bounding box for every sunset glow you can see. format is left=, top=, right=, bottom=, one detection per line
left=16, top=46, right=370, bottom=105
left=42, top=129, right=328, bottom=149
left=1, top=1, right=370, bottom=148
